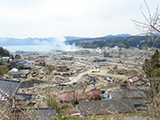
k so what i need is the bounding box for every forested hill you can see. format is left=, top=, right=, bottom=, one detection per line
left=65, top=35, right=159, bottom=49
left=0, top=47, right=10, bottom=57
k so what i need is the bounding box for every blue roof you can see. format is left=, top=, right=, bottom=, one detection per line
left=101, top=94, right=108, bottom=98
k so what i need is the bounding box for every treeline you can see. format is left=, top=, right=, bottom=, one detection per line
left=0, top=47, right=10, bottom=56
left=66, top=35, right=159, bottom=49
left=0, top=47, right=10, bottom=75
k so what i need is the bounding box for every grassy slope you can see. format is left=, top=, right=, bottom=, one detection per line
left=0, top=61, right=9, bottom=75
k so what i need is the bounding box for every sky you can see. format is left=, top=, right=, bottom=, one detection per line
left=0, top=0, right=159, bottom=38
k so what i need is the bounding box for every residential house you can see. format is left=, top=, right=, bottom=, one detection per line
left=109, top=90, right=147, bottom=99
left=77, top=99, right=135, bottom=116
left=61, top=107, right=80, bottom=117
left=128, top=86, right=151, bottom=91
left=15, top=93, right=32, bottom=101
left=84, top=89, right=102, bottom=98
left=18, top=60, right=32, bottom=69
left=8, top=71, right=28, bottom=79
left=109, top=89, right=147, bottom=110
left=56, top=91, right=87, bottom=104
left=120, top=84, right=151, bottom=92
left=128, top=76, right=146, bottom=85
left=30, top=107, right=56, bottom=120
left=15, top=93, right=32, bottom=106
left=131, top=99, right=146, bottom=110
left=0, top=78, right=32, bottom=102
left=12, top=107, right=56, bottom=120
left=9, top=68, right=18, bottom=73
left=0, top=78, right=22, bottom=101
left=14, top=59, right=34, bottom=69
left=2, top=56, right=10, bottom=63
left=0, top=78, right=55, bottom=119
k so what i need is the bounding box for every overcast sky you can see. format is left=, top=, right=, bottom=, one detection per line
left=0, top=0, right=159, bottom=38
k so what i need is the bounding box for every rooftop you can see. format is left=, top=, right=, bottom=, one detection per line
left=78, top=99, right=135, bottom=116
left=84, top=89, right=102, bottom=96
left=56, top=91, right=87, bottom=102
left=0, top=78, right=22, bottom=99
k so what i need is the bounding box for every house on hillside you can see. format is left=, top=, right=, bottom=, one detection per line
left=8, top=71, right=29, bottom=79
left=13, top=59, right=34, bottom=69
left=109, top=89, right=147, bottom=110
left=128, top=86, right=151, bottom=91
left=128, top=76, right=146, bottom=85
left=56, top=91, right=87, bottom=104
left=61, top=107, right=80, bottom=117
left=2, top=56, right=10, bottom=63
left=0, top=78, right=22, bottom=101
left=0, top=79, right=32, bottom=102
left=0, top=78, right=56, bottom=119
left=77, top=99, right=135, bottom=116
left=0, top=79, right=33, bottom=104
left=109, top=89, right=147, bottom=99
left=29, top=107, right=56, bottom=120
left=12, top=107, right=56, bottom=120
left=84, top=89, right=102, bottom=98
left=15, top=93, right=32, bottom=106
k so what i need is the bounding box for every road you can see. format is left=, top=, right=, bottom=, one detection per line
left=64, top=69, right=94, bottom=84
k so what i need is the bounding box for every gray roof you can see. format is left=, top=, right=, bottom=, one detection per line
left=0, top=78, right=22, bottom=98
left=15, top=93, right=32, bottom=101
left=12, top=107, right=56, bottom=119
left=31, top=107, right=56, bottom=119
left=109, top=90, right=147, bottom=99
left=131, top=99, right=145, bottom=105
left=128, top=86, right=151, bottom=91
left=78, top=99, right=135, bottom=116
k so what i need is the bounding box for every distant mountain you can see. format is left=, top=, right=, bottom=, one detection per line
left=65, top=34, right=131, bottom=41
left=65, top=34, right=159, bottom=49
left=64, top=36, right=87, bottom=41
left=0, top=34, right=159, bottom=49
left=102, top=34, right=131, bottom=38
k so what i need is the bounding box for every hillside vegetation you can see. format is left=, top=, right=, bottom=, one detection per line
left=0, top=65, right=9, bottom=75
left=0, top=47, right=10, bottom=75
left=66, top=35, right=159, bottom=49
left=0, top=47, right=10, bottom=56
